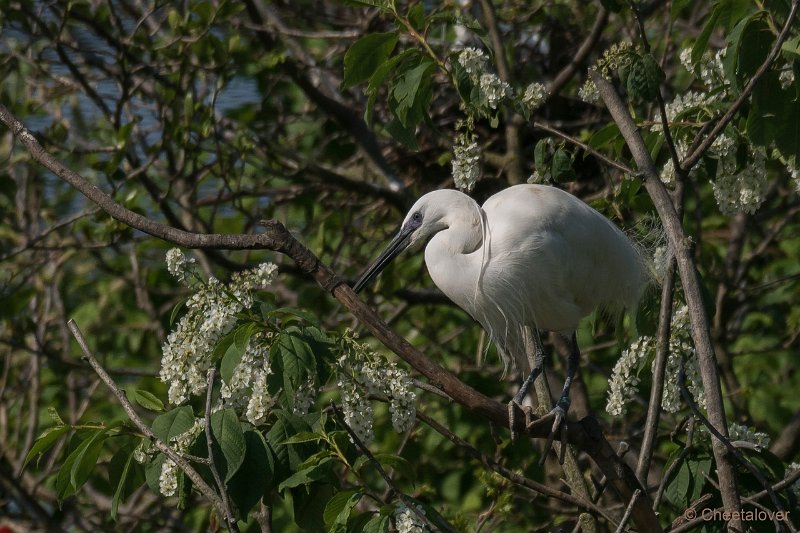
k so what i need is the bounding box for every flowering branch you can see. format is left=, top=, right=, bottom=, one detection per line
left=66, top=320, right=231, bottom=525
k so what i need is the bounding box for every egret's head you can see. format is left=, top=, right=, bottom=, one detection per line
left=352, top=189, right=466, bottom=293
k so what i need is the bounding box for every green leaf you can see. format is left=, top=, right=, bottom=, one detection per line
left=69, top=430, right=108, bottom=491
left=109, top=443, right=145, bottom=521
left=324, top=490, right=362, bottom=529
left=210, top=408, right=246, bottom=482
left=48, top=406, right=65, bottom=426
left=126, top=388, right=165, bottom=412
left=168, top=299, right=185, bottom=327
left=626, top=54, right=664, bottom=102
left=372, top=453, right=415, bottom=484
left=362, top=513, right=391, bottom=533
left=692, top=1, right=724, bottom=64
left=384, top=118, right=419, bottom=150
left=144, top=453, right=167, bottom=493
left=389, top=58, right=435, bottom=127
left=282, top=431, right=323, bottom=445
left=24, top=425, right=69, bottom=469
left=278, top=457, right=333, bottom=490
left=152, top=405, right=194, bottom=443
left=343, top=32, right=398, bottom=88
left=550, top=148, right=576, bottom=182
left=724, top=13, right=771, bottom=91
left=407, top=3, right=425, bottom=31
left=227, top=430, right=274, bottom=516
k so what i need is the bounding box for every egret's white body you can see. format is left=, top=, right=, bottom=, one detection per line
left=354, top=183, right=651, bottom=445
left=404, top=184, right=649, bottom=374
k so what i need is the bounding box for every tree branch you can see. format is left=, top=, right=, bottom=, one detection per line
left=591, top=72, right=742, bottom=529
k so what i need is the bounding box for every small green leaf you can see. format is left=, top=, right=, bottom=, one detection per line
left=211, top=408, right=246, bottom=482
left=227, top=431, right=274, bottom=516
left=168, top=299, right=185, bottom=327
left=407, top=3, right=425, bottom=31
left=389, top=58, right=435, bottom=127
left=24, top=425, right=70, bottom=469
left=550, top=148, right=576, bottom=182
left=343, top=32, right=399, bottom=88
left=362, top=513, right=391, bottom=533
left=109, top=444, right=145, bottom=521
left=69, top=430, right=108, bottom=491
left=152, top=405, right=194, bottom=443
left=278, top=457, right=332, bottom=490
left=282, top=431, right=323, bottom=445
left=48, top=407, right=65, bottom=426
left=126, top=388, right=165, bottom=412
left=324, top=490, right=362, bottom=529
left=691, top=1, right=723, bottom=64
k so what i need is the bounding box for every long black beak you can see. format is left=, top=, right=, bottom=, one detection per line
left=353, top=224, right=415, bottom=293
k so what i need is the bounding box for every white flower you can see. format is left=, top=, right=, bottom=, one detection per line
left=728, top=423, right=770, bottom=450
left=606, top=337, right=652, bottom=416
left=780, top=68, right=795, bottom=89
left=578, top=78, right=599, bottom=103
left=395, top=503, right=429, bottom=533
left=452, top=134, right=481, bottom=191
left=521, top=82, right=548, bottom=111
left=479, top=73, right=512, bottom=109
left=166, top=248, right=196, bottom=282
left=457, top=47, right=488, bottom=78
left=711, top=146, right=768, bottom=215
left=787, top=158, right=799, bottom=192
left=292, top=379, right=318, bottom=416
left=651, top=91, right=713, bottom=132
left=340, top=379, right=375, bottom=445
left=159, top=459, right=179, bottom=497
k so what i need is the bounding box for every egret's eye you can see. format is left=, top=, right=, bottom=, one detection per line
left=411, top=211, right=422, bottom=224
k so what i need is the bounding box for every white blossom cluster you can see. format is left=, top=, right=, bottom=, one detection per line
left=787, top=158, right=799, bottom=192
left=521, top=82, right=548, bottom=112
left=658, top=141, right=688, bottom=185
left=711, top=145, right=768, bottom=215
left=394, top=503, right=429, bottom=533
left=456, top=47, right=513, bottom=110
left=452, top=131, right=481, bottom=191
left=606, top=336, right=652, bottom=416
left=727, top=422, right=770, bottom=451
left=166, top=248, right=196, bottom=282
left=579, top=41, right=636, bottom=103
left=337, top=331, right=417, bottom=445
left=606, top=305, right=705, bottom=416
left=679, top=48, right=728, bottom=92
left=292, top=379, right=318, bottom=416
left=159, top=418, right=205, bottom=497
left=160, top=249, right=278, bottom=405
left=779, top=67, right=795, bottom=89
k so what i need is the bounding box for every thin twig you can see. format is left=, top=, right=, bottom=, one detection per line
left=204, top=368, right=240, bottom=533
left=66, top=320, right=230, bottom=527
left=614, top=489, right=641, bottom=533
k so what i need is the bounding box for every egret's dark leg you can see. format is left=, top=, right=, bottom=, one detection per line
left=508, top=328, right=545, bottom=441
left=541, top=332, right=579, bottom=465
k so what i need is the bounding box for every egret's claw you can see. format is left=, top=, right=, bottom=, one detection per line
left=538, top=400, right=570, bottom=465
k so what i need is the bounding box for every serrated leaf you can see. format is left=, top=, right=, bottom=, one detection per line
left=282, top=431, right=323, bottom=445
left=550, top=148, right=576, bottom=182
left=48, top=406, right=65, bottom=426
left=210, top=408, right=246, bottom=482
left=324, top=490, right=362, bottom=529
left=343, top=32, right=398, bottom=88
left=390, top=59, right=435, bottom=127
left=24, top=425, right=69, bottom=469
left=152, top=405, right=194, bottom=443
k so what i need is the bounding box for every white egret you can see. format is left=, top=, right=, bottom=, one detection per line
left=353, top=184, right=650, bottom=455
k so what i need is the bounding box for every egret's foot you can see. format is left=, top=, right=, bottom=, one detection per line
left=539, top=397, right=571, bottom=465
left=507, top=400, right=534, bottom=443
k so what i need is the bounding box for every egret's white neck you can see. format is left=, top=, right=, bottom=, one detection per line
left=423, top=198, right=485, bottom=313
